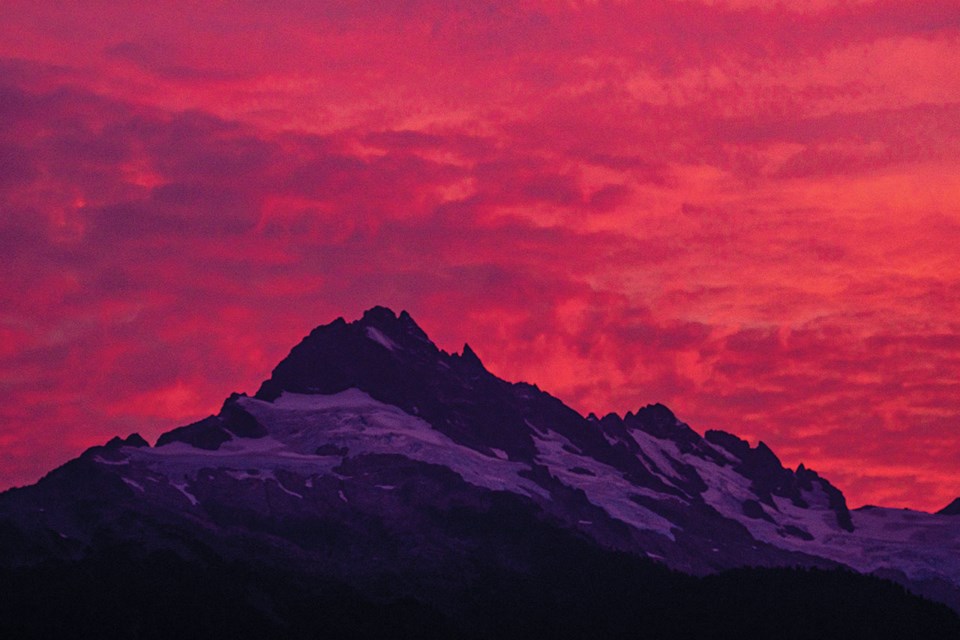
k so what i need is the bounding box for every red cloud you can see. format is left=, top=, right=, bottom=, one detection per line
left=0, top=2, right=958, bottom=512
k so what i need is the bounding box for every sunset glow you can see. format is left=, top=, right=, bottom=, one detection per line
left=1, top=1, right=959, bottom=510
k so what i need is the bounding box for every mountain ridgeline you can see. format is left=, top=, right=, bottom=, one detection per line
left=1, top=307, right=959, bottom=638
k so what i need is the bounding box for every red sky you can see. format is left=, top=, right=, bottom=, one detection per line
left=1, top=1, right=959, bottom=511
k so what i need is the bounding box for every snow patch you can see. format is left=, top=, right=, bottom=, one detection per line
left=225, top=470, right=260, bottom=481
left=625, top=429, right=687, bottom=487
left=121, top=478, right=144, bottom=492
left=222, top=469, right=303, bottom=498
left=599, top=431, right=621, bottom=446
left=133, top=435, right=342, bottom=482
left=269, top=475, right=303, bottom=499
left=366, top=326, right=399, bottom=352
left=533, top=430, right=677, bottom=540
left=524, top=419, right=546, bottom=434
left=171, top=481, right=199, bottom=506
left=233, top=390, right=549, bottom=499
left=268, top=388, right=390, bottom=411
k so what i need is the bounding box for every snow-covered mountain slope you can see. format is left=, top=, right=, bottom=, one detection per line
left=1, top=306, right=958, bottom=612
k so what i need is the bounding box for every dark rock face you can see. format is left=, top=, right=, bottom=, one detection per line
left=628, top=404, right=702, bottom=451
left=155, top=397, right=266, bottom=450
left=104, top=433, right=149, bottom=450
left=780, top=524, right=815, bottom=541
left=937, top=498, right=960, bottom=516
left=743, top=499, right=775, bottom=522
left=156, top=416, right=232, bottom=450
left=220, top=396, right=267, bottom=438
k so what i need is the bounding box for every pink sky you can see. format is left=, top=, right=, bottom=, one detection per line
left=1, top=1, right=959, bottom=510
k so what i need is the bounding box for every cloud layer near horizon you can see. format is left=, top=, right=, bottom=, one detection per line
left=1, top=1, right=959, bottom=510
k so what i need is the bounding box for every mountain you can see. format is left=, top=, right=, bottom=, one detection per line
left=1, top=306, right=959, bottom=638
left=938, top=498, right=960, bottom=515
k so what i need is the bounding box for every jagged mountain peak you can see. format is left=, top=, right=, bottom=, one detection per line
left=243, top=308, right=546, bottom=459
left=104, top=433, right=149, bottom=450
left=456, top=342, right=486, bottom=370
left=360, top=304, right=399, bottom=324
left=254, top=306, right=444, bottom=401
left=630, top=402, right=677, bottom=422
left=359, top=306, right=431, bottom=344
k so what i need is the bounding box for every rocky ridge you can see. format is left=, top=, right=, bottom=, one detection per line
left=1, top=307, right=958, bottom=616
